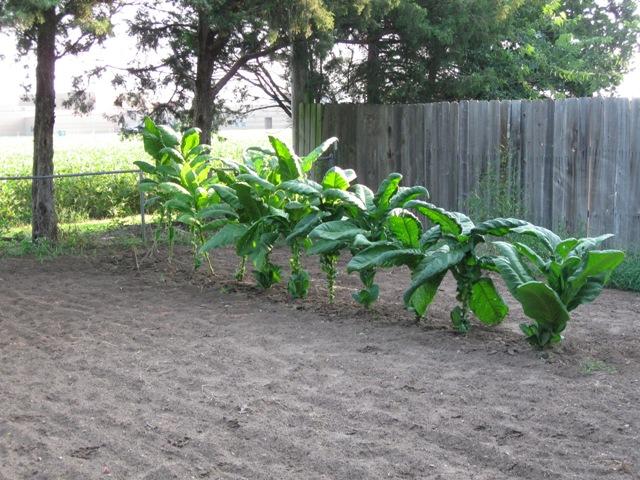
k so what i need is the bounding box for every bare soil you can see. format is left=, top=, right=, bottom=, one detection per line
left=1, top=245, right=639, bottom=480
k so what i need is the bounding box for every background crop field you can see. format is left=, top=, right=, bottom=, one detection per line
left=0, top=129, right=288, bottom=230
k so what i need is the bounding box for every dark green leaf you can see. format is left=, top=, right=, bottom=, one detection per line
left=470, top=278, right=509, bottom=325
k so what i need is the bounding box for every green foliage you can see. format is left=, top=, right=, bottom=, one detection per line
left=492, top=229, right=625, bottom=347
left=142, top=131, right=623, bottom=349
left=0, top=140, right=143, bottom=227
left=608, top=251, right=640, bottom=292
left=323, top=0, right=640, bottom=103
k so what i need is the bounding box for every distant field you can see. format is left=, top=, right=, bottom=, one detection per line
left=0, top=129, right=289, bottom=229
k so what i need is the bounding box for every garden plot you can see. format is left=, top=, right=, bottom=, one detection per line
left=0, top=250, right=639, bottom=480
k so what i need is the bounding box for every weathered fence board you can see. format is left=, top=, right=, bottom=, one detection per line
left=298, top=98, right=640, bottom=249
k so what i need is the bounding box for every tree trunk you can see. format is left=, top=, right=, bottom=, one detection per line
left=192, top=13, right=217, bottom=145
left=32, top=7, right=58, bottom=242
left=291, top=38, right=311, bottom=153
left=365, top=32, right=382, bottom=104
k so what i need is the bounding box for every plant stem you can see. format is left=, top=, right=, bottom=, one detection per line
left=235, top=255, right=247, bottom=281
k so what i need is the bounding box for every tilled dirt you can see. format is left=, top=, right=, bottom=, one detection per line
left=0, top=246, right=639, bottom=479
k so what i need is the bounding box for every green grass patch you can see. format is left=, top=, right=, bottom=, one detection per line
left=0, top=215, right=145, bottom=258
left=580, top=358, right=617, bottom=375
left=608, top=251, right=640, bottom=292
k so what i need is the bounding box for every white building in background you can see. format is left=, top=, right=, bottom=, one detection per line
left=0, top=92, right=291, bottom=137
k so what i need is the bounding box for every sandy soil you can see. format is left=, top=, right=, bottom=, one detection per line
left=1, top=246, right=639, bottom=480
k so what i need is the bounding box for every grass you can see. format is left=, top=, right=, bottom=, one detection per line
left=0, top=215, right=146, bottom=259
left=608, top=251, right=640, bottom=292
left=580, top=358, right=617, bottom=375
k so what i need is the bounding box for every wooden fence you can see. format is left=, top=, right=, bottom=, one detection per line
left=297, top=98, right=640, bottom=249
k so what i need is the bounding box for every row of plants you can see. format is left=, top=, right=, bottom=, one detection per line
left=138, top=118, right=625, bottom=348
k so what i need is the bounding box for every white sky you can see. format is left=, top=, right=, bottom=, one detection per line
left=0, top=12, right=639, bottom=110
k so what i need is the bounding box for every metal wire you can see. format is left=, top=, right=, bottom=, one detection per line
left=0, top=169, right=140, bottom=181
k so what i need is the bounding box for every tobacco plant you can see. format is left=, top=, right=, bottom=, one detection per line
left=201, top=136, right=338, bottom=294
left=140, top=129, right=624, bottom=348
left=492, top=227, right=625, bottom=347
left=137, top=118, right=227, bottom=271
left=349, top=201, right=528, bottom=331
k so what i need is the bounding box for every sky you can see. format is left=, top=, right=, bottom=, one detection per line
left=0, top=12, right=639, bottom=111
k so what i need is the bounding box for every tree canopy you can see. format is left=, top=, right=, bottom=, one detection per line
left=321, top=0, right=640, bottom=103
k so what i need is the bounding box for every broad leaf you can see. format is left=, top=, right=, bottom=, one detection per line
left=301, top=137, right=338, bottom=172
left=407, top=271, right=446, bottom=318
left=515, top=281, right=569, bottom=334
left=389, top=185, right=429, bottom=209
left=472, top=218, right=529, bottom=237
left=404, top=200, right=462, bottom=237
left=309, top=220, right=367, bottom=242
left=322, top=188, right=366, bottom=210
left=322, top=166, right=352, bottom=190
left=200, top=223, right=248, bottom=252
left=134, top=160, right=157, bottom=175
left=403, top=245, right=466, bottom=307
left=511, top=224, right=562, bottom=253
left=269, top=136, right=302, bottom=180
left=492, top=241, right=534, bottom=294
left=374, top=173, right=402, bottom=210
left=181, top=127, right=201, bottom=157
left=279, top=180, right=322, bottom=196
left=387, top=209, right=422, bottom=248
left=470, top=278, right=509, bottom=325
left=350, top=184, right=375, bottom=211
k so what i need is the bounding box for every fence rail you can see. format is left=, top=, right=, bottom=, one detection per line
left=299, top=98, right=640, bottom=249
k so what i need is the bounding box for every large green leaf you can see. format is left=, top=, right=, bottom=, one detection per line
left=420, top=226, right=442, bottom=248
left=374, top=173, right=402, bottom=210
left=200, top=223, right=248, bottom=252
left=470, top=278, right=509, bottom=326
left=158, top=182, right=192, bottom=205
left=286, top=211, right=329, bottom=243
left=566, top=280, right=605, bottom=311
left=472, top=218, right=529, bottom=237
left=404, top=200, right=463, bottom=237
left=513, top=242, right=548, bottom=273
left=407, top=271, right=446, bottom=318
left=555, top=238, right=579, bottom=258
left=511, top=224, right=562, bottom=253
left=348, top=245, right=423, bottom=272
left=515, top=281, right=569, bottom=334
left=236, top=173, right=275, bottom=191
left=308, top=238, right=343, bottom=255
left=389, top=185, right=429, bottom=209
left=350, top=184, right=375, bottom=211
left=572, top=249, right=625, bottom=281
left=301, top=137, right=338, bottom=172
left=387, top=209, right=422, bottom=248
left=157, top=125, right=180, bottom=148
left=322, top=166, right=352, bottom=190
left=278, top=180, right=322, bottom=197
left=213, top=184, right=241, bottom=210
left=403, top=245, right=466, bottom=307
left=196, top=204, right=238, bottom=220
left=236, top=221, right=264, bottom=256
left=233, top=182, right=265, bottom=221
left=492, top=241, right=535, bottom=294
left=134, top=160, right=157, bottom=175
left=347, top=243, right=400, bottom=272
left=570, top=234, right=615, bottom=256
left=322, top=189, right=366, bottom=210
left=309, top=220, right=366, bottom=242
left=269, top=136, right=303, bottom=180
left=181, top=127, right=201, bottom=157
